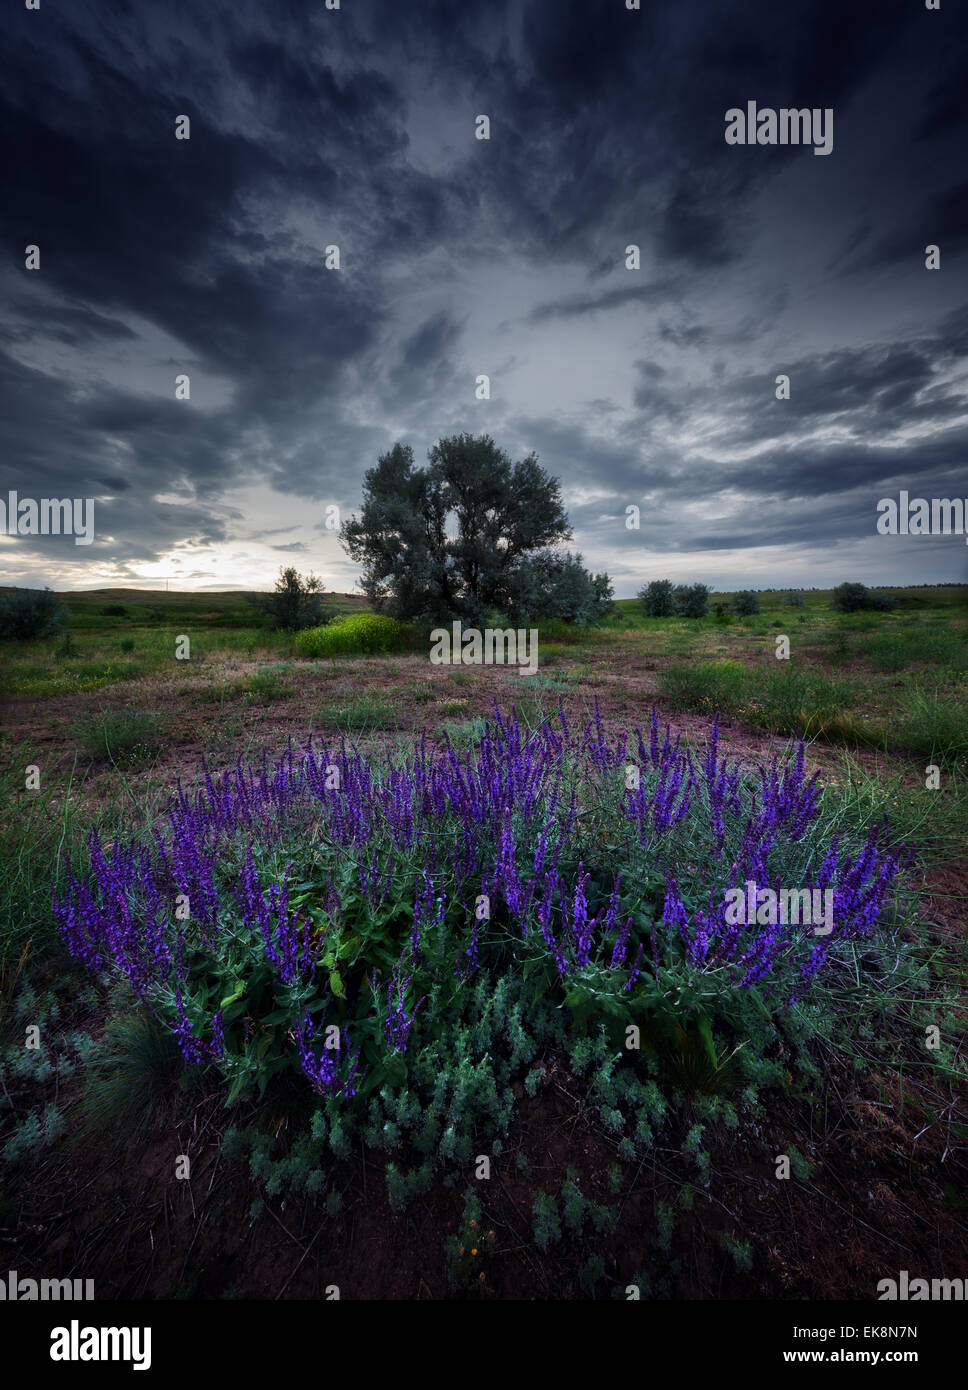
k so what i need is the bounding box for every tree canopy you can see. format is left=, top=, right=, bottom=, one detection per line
left=340, top=433, right=612, bottom=626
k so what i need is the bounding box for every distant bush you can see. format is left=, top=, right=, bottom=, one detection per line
left=0, top=588, right=68, bottom=640
left=639, top=579, right=675, bottom=617
left=101, top=604, right=128, bottom=617
left=252, top=567, right=329, bottom=632
left=638, top=581, right=711, bottom=619
left=296, top=613, right=410, bottom=658
left=733, top=591, right=760, bottom=616
left=784, top=592, right=805, bottom=608
left=674, top=583, right=711, bottom=619
left=832, top=582, right=894, bottom=614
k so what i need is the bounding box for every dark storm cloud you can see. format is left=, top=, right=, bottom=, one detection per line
left=624, top=312, right=968, bottom=456
left=527, top=280, right=681, bottom=324
left=1, top=0, right=966, bottom=589
left=6, top=299, right=138, bottom=347
left=869, top=179, right=968, bottom=266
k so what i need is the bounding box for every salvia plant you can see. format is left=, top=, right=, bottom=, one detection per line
left=53, top=704, right=913, bottom=1125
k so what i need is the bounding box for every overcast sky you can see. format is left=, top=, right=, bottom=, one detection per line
left=2, top=0, right=966, bottom=597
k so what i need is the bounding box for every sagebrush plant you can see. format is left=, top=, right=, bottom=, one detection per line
left=532, top=1190, right=562, bottom=1252
left=53, top=703, right=918, bottom=1176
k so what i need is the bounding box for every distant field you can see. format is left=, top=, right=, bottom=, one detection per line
left=0, top=587, right=367, bottom=694
left=1, top=583, right=964, bottom=767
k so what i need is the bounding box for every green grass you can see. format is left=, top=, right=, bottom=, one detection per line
left=242, top=671, right=292, bottom=704
left=436, top=698, right=470, bottom=716
left=316, top=694, right=398, bottom=731
left=858, top=628, right=968, bottom=673
left=74, top=1006, right=188, bottom=1146
left=440, top=717, right=487, bottom=749
left=72, top=709, right=166, bottom=766
left=892, top=677, right=968, bottom=764
left=0, top=744, right=168, bottom=967
left=405, top=681, right=436, bottom=703
left=655, top=654, right=966, bottom=764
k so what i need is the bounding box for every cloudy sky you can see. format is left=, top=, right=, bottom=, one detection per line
left=2, top=0, right=966, bottom=597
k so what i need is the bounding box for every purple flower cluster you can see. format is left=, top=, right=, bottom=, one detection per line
left=53, top=702, right=912, bottom=1087
left=296, top=1013, right=363, bottom=1097
left=378, top=961, right=426, bottom=1055
left=627, top=710, right=695, bottom=843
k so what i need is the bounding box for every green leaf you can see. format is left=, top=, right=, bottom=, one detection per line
left=218, top=980, right=246, bottom=1010
left=696, top=1014, right=718, bottom=1069
left=226, top=1073, right=249, bottom=1106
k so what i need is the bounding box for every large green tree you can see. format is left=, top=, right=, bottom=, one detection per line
left=340, top=433, right=610, bottom=626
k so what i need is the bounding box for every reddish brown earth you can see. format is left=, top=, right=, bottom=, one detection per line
left=5, top=1027, right=966, bottom=1300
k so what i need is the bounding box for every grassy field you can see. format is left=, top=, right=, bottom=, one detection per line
left=0, top=583, right=966, bottom=1300
left=3, top=584, right=964, bottom=758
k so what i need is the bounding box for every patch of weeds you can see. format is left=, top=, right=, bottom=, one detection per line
left=243, top=672, right=292, bottom=704
left=441, top=718, right=486, bottom=749
left=406, top=682, right=436, bottom=704
left=446, top=1189, right=497, bottom=1295
left=317, top=695, right=397, bottom=731
left=2, top=1103, right=65, bottom=1165
left=437, top=698, right=469, bottom=716
left=72, top=709, right=164, bottom=767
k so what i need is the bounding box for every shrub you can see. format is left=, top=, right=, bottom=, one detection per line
left=673, top=583, right=711, bottom=619
left=733, top=590, right=760, bottom=616
left=530, top=617, right=588, bottom=645
left=832, top=582, right=894, bottom=614
left=101, top=604, right=128, bottom=617
left=441, top=718, right=487, bottom=749
left=0, top=587, right=68, bottom=640
left=784, top=592, right=805, bottom=608
left=296, top=613, right=411, bottom=657
left=253, top=567, right=329, bottom=632
left=639, top=580, right=675, bottom=618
